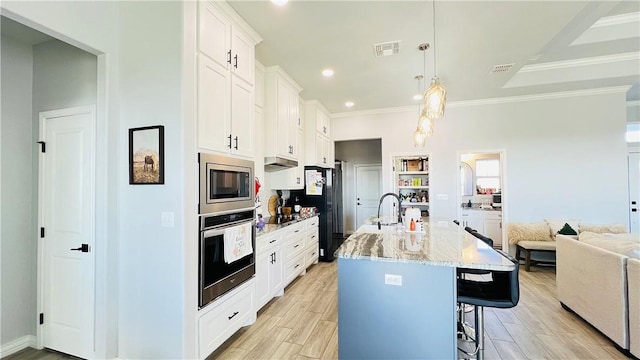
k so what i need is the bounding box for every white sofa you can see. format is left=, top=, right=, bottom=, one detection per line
left=557, top=232, right=640, bottom=358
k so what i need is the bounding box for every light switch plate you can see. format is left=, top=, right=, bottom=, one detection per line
left=161, top=212, right=175, bottom=228
left=385, top=274, right=402, bottom=286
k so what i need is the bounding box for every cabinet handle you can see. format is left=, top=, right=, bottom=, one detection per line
left=227, top=50, right=231, bottom=65
left=234, top=136, right=238, bottom=150
left=269, top=239, right=276, bottom=244
left=294, top=244, right=300, bottom=248
left=234, top=54, right=238, bottom=69
left=294, top=264, right=300, bottom=269
left=296, top=177, right=300, bottom=184
left=323, top=157, right=326, bottom=163
left=274, top=252, right=277, bottom=262
left=228, top=311, right=239, bottom=320
left=227, top=134, right=232, bottom=149
left=323, top=126, right=326, bottom=134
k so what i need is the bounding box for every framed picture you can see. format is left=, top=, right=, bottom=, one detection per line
left=129, top=125, right=165, bottom=185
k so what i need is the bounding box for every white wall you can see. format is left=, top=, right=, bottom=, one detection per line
left=0, top=34, right=35, bottom=346
left=332, top=90, right=630, bottom=229
left=335, top=139, right=382, bottom=233
left=117, top=2, right=186, bottom=358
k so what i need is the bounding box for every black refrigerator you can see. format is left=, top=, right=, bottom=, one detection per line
left=291, top=166, right=343, bottom=262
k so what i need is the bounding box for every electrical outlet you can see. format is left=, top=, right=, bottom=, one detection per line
left=384, top=274, right=402, bottom=286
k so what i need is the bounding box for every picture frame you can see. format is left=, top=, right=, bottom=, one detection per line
left=129, top=125, right=165, bottom=185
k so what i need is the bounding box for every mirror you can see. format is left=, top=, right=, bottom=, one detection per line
left=460, top=162, right=473, bottom=196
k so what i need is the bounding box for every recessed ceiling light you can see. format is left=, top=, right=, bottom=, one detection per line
left=345, top=101, right=354, bottom=108
left=271, top=0, right=288, bottom=6
left=322, top=69, right=334, bottom=77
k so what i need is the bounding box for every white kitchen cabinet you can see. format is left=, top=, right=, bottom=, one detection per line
left=198, top=280, right=256, bottom=359
left=197, top=1, right=261, bottom=158
left=304, top=100, right=334, bottom=168
left=268, top=129, right=304, bottom=190
left=255, top=232, right=285, bottom=311
left=198, top=1, right=256, bottom=86
left=305, top=217, right=319, bottom=266
left=265, top=66, right=302, bottom=161
left=460, top=209, right=502, bottom=248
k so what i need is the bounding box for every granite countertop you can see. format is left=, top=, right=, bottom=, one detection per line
left=335, top=217, right=514, bottom=271
left=461, top=206, right=502, bottom=212
left=256, top=214, right=319, bottom=236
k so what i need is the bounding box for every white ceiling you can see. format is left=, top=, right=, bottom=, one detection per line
left=228, top=0, right=640, bottom=114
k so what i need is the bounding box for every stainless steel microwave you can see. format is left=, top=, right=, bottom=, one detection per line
left=198, top=153, right=254, bottom=214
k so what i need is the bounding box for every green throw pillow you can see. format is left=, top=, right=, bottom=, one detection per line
left=558, top=222, right=577, bottom=235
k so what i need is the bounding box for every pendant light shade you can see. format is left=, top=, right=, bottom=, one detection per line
left=424, top=76, right=447, bottom=119
left=413, top=126, right=427, bottom=147
left=418, top=110, right=434, bottom=136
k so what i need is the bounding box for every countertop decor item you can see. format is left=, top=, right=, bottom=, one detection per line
left=267, top=195, right=278, bottom=216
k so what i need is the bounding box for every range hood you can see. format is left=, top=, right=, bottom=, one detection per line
left=264, top=156, right=298, bottom=171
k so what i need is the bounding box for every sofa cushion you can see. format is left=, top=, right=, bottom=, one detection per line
left=507, top=222, right=553, bottom=244
left=579, top=232, right=640, bottom=259
left=579, top=223, right=627, bottom=234
left=545, top=219, right=580, bottom=237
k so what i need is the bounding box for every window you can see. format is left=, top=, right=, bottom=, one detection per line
left=475, top=159, right=500, bottom=194
left=627, top=123, right=640, bottom=143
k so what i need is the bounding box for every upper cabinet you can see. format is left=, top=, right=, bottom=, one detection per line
left=264, top=66, right=303, bottom=162
left=197, top=1, right=262, bottom=158
left=304, top=100, right=334, bottom=168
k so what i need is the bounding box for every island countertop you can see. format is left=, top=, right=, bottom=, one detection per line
left=335, top=218, right=514, bottom=271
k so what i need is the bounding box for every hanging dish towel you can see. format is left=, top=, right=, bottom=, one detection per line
left=224, top=222, right=253, bottom=264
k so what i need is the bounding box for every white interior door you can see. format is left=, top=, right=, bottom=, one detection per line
left=355, top=165, right=381, bottom=229
left=629, top=152, right=640, bottom=233
left=39, top=106, right=95, bottom=359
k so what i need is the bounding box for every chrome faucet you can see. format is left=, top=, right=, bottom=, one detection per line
left=377, top=192, right=402, bottom=230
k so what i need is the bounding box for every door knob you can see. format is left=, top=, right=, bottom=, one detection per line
left=357, top=203, right=361, bottom=205
left=70, top=244, right=89, bottom=252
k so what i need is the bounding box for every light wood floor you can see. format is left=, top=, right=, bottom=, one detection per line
left=211, top=261, right=633, bottom=360
left=4, top=262, right=632, bottom=360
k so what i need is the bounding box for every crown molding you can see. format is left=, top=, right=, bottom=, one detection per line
left=332, top=87, right=631, bottom=118
left=519, top=52, right=640, bottom=73
left=592, top=12, right=640, bottom=28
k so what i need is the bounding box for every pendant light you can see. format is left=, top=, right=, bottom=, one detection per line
left=413, top=74, right=426, bottom=147
left=424, top=0, right=447, bottom=119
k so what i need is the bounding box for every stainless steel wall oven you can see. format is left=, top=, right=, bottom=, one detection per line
left=199, top=208, right=256, bottom=308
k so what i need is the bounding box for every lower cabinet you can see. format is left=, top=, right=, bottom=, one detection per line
left=460, top=209, right=502, bottom=247
left=198, top=280, right=256, bottom=358
left=254, top=217, right=319, bottom=311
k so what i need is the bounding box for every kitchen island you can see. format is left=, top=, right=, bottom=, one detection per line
left=335, top=219, right=515, bottom=359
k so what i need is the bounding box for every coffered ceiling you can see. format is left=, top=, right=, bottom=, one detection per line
left=228, top=0, right=640, bottom=114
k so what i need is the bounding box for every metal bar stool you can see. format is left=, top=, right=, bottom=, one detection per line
left=456, top=232, right=494, bottom=339
left=457, top=250, right=520, bottom=360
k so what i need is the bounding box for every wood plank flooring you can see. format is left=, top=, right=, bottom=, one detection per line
left=4, top=263, right=632, bottom=360
left=211, top=262, right=633, bottom=360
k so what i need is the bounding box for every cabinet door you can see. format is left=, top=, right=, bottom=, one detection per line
left=271, top=247, right=284, bottom=293
left=276, top=78, right=292, bottom=158
left=230, top=75, right=254, bottom=158
left=316, top=108, right=329, bottom=137
left=198, top=2, right=231, bottom=69
left=255, top=251, right=271, bottom=310
left=484, top=219, right=502, bottom=247
left=289, top=89, right=300, bottom=159
left=198, top=55, right=231, bottom=153
left=316, top=136, right=329, bottom=166
left=231, top=29, right=254, bottom=86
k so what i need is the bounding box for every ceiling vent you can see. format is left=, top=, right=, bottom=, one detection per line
left=490, top=63, right=514, bottom=74
left=373, top=41, right=400, bottom=57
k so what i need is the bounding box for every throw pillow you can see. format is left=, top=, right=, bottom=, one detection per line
left=579, top=223, right=628, bottom=234
left=545, top=219, right=580, bottom=237
left=507, top=222, right=553, bottom=244
left=558, top=222, right=578, bottom=236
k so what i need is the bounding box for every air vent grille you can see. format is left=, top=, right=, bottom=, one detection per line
left=490, top=63, right=514, bottom=74
left=373, top=41, right=400, bottom=57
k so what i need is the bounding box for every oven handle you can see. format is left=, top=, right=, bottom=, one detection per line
left=202, top=219, right=255, bottom=238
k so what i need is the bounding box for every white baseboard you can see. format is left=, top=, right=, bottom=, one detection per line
left=0, top=335, right=37, bottom=358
